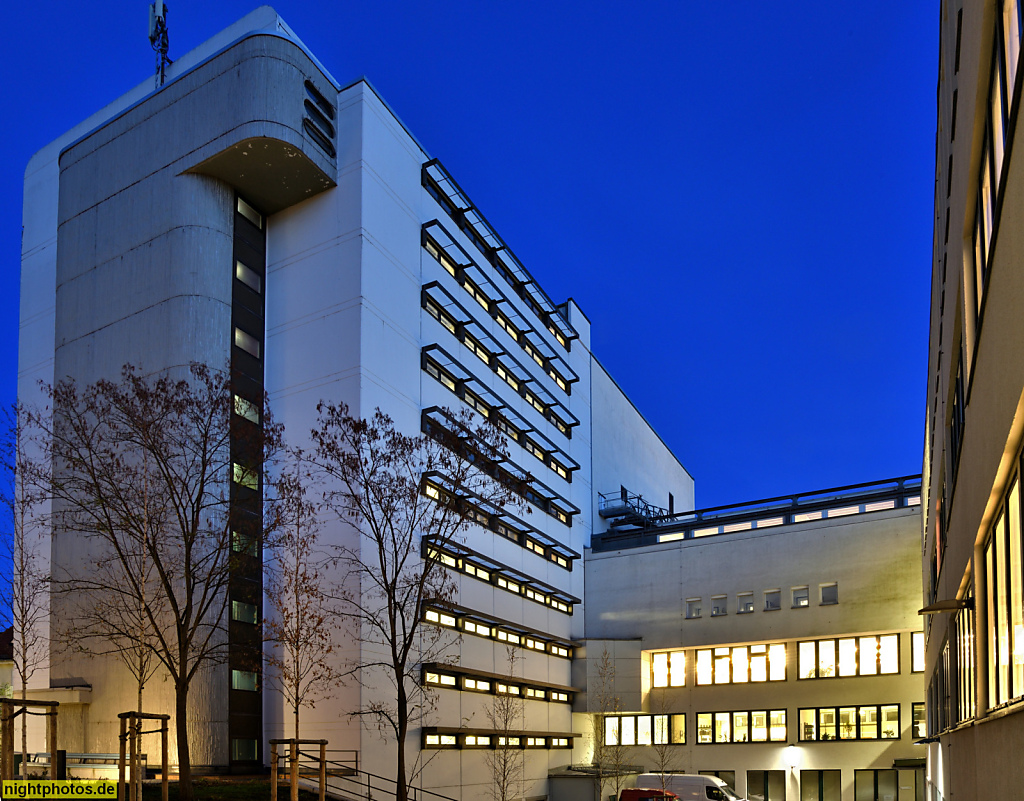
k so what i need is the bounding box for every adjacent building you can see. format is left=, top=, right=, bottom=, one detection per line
left=16, top=7, right=928, bottom=801
left=580, top=477, right=925, bottom=801
left=924, top=1, right=1024, bottom=799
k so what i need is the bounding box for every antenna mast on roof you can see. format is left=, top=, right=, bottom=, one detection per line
left=148, top=1, right=172, bottom=87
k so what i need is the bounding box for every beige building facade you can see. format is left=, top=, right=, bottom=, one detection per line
left=924, top=1, right=1024, bottom=799
left=579, top=479, right=926, bottom=801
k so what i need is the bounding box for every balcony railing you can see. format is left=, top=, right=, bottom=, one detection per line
left=592, top=475, right=922, bottom=552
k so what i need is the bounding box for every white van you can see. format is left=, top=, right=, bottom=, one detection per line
left=634, top=774, right=747, bottom=801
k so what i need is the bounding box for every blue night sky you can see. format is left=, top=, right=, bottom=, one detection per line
left=0, top=1, right=937, bottom=511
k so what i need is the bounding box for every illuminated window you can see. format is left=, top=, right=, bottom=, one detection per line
left=233, top=394, right=260, bottom=424
left=800, top=635, right=900, bottom=678
left=695, top=643, right=786, bottom=685
left=711, top=595, right=728, bottom=616
left=652, top=651, right=685, bottom=688
left=799, top=705, right=900, bottom=741
left=696, top=710, right=786, bottom=744
left=231, top=530, right=257, bottom=557
left=231, top=600, right=258, bottom=624
left=232, top=462, right=258, bottom=490
left=235, top=260, right=261, bottom=292
left=737, top=592, right=754, bottom=613
left=237, top=197, right=262, bottom=228
left=686, top=598, right=701, bottom=619
left=231, top=670, right=258, bottom=691
left=792, top=586, right=809, bottom=608
left=913, top=703, right=926, bottom=738
left=233, top=327, right=260, bottom=359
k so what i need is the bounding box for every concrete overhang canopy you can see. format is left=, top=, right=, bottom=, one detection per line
left=186, top=135, right=335, bottom=215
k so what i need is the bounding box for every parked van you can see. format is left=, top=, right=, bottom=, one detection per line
left=634, top=774, right=747, bottom=801
left=619, top=790, right=679, bottom=801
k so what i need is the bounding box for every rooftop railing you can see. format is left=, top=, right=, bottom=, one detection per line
left=592, top=475, right=922, bottom=552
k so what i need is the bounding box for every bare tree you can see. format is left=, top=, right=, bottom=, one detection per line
left=1, top=406, right=50, bottom=779
left=310, top=403, right=516, bottom=801
left=589, top=647, right=626, bottom=801
left=264, top=454, right=343, bottom=739
left=648, top=689, right=680, bottom=789
left=484, top=647, right=524, bottom=801
left=32, top=365, right=279, bottom=801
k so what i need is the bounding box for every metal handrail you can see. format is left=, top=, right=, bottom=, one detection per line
left=316, top=756, right=460, bottom=801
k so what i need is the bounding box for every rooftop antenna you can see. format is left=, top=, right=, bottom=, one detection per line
left=148, top=1, right=171, bottom=87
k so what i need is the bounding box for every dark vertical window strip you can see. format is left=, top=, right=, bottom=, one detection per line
left=229, top=196, right=266, bottom=764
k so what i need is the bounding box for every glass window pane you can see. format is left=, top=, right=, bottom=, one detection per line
left=697, top=713, right=713, bottom=743
left=670, top=651, right=686, bottom=687
left=769, top=644, right=786, bottom=681
left=860, top=636, right=879, bottom=675
left=880, top=634, right=900, bottom=674
left=696, top=650, right=713, bottom=685
left=605, top=717, right=618, bottom=746
left=839, top=707, right=857, bottom=740
left=881, top=704, right=900, bottom=739
left=996, top=511, right=1011, bottom=703
left=800, top=708, right=817, bottom=741
left=988, top=536, right=999, bottom=708
left=800, top=641, right=817, bottom=678
left=637, top=715, right=652, bottom=746
left=621, top=715, right=636, bottom=746
left=912, top=631, right=926, bottom=673
left=770, top=710, right=787, bottom=741
left=751, top=710, right=768, bottom=742
left=653, top=653, right=669, bottom=687
left=733, top=711, right=749, bottom=742
left=714, top=650, right=731, bottom=684
left=750, top=650, right=768, bottom=682
left=819, top=639, right=836, bottom=678
left=859, top=706, right=878, bottom=739
left=671, top=713, right=686, bottom=744
left=732, top=646, right=749, bottom=683
left=1010, top=478, right=1024, bottom=700
left=653, top=715, right=668, bottom=745
left=820, top=707, right=837, bottom=741
left=715, top=712, right=731, bottom=743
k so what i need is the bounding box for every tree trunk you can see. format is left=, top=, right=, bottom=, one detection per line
left=20, top=686, right=26, bottom=780
left=175, top=685, right=193, bottom=801
left=293, top=702, right=299, bottom=742
left=395, top=679, right=408, bottom=801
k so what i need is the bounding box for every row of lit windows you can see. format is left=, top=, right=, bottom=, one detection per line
left=421, top=418, right=574, bottom=527
left=696, top=644, right=787, bottom=685
left=419, top=182, right=574, bottom=354
left=425, top=543, right=574, bottom=614
left=969, top=0, right=1022, bottom=320
left=421, top=478, right=573, bottom=569
left=422, top=668, right=571, bottom=703
left=422, top=605, right=572, bottom=658
left=423, top=732, right=571, bottom=749
left=929, top=606, right=975, bottom=735
left=422, top=348, right=573, bottom=479
left=797, top=705, right=902, bottom=742
left=424, top=480, right=572, bottom=567
left=697, top=710, right=787, bottom=744
left=687, top=585, right=837, bottom=619
left=604, top=705, right=924, bottom=748
left=798, top=634, right=914, bottom=679
left=983, top=470, right=1024, bottom=709
left=604, top=714, right=685, bottom=746
left=423, top=237, right=573, bottom=393
left=652, top=633, right=923, bottom=688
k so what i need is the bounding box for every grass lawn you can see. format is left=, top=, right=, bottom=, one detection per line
left=141, top=777, right=322, bottom=800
